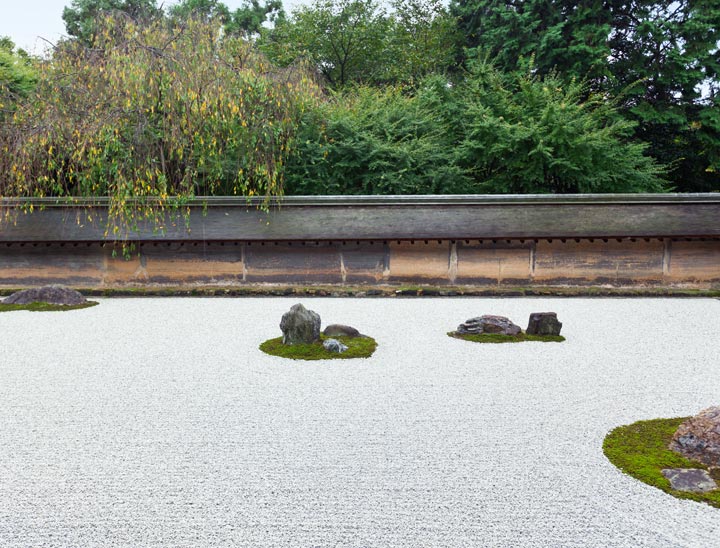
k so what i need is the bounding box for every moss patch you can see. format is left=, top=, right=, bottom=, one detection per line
left=603, top=417, right=720, bottom=508
left=259, top=334, right=377, bottom=360
left=448, top=331, right=565, bottom=344
left=0, top=301, right=99, bottom=312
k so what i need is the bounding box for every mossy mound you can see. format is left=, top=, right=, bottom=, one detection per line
left=259, top=334, right=377, bottom=360
left=0, top=301, right=99, bottom=312
left=447, top=331, right=565, bottom=344
left=603, top=417, right=720, bottom=508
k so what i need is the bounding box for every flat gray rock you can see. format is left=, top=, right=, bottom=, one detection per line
left=661, top=468, right=717, bottom=493
left=2, top=285, right=87, bottom=306
left=456, top=315, right=522, bottom=336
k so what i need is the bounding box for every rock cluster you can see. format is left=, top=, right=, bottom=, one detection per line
left=3, top=285, right=88, bottom=306
left=526, top=312, right=563, bottom=336
left=454, top=312, right=563, bottom=338
left=280, top=303, right=321, bottom=345
left=456, top=315, right=522, bottom=336
left=670, top=406, right=720, bottom=467
left=279, top=304, right=363, bottom=354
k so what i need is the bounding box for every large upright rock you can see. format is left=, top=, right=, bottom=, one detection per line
left=280, top=303, right=321, bottom=345
left=456, top=315, right=521, bottom=336
left=3, top=285, right=87, bottom=306
left=526, top=312, right=563, bottom=336
left=670, top=406, right=720, bottom=467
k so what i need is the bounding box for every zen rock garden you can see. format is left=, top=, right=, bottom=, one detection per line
left=260, top=303, right=377, bottom=360
left=449, top=312, right=564, bottom=343
left=0, top=285, right=97, bottom=311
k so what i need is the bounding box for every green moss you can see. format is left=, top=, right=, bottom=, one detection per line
left=259, top=334, right=377, bottom=360
left=0, top=301, right=99, bottom=312
left=447, top=331, right=565, bottom=343
left=603, top=417, right=720, bottom=508
left=3, top=285, right=716, bottom=298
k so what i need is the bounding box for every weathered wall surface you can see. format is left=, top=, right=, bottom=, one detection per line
left=1, top=195, right=718, bottom=290
left=1, top=238, right=718, bottom=289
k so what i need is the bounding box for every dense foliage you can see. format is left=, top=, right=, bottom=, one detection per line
left=451, top=0, right=720, bottom=191
left=0, top=38, right=37, bottom=103
left=1, top=0, right=718, bottom=217
left=284, top=65, right=667, bottom=195
left=0, top=15, right=318, bottom=234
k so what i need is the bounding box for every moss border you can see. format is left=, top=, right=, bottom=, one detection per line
left=259, top=334, right=377, bottom=360
left=1, top=285, right=718, bottom=298
left=603, top=417, right=720, bottom=508
left=447, top=331, right=565, bottom=344
left=0, top=301, right=99, bottom=312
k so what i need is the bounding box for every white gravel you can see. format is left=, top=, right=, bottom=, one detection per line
left=0, top=297, right=718, bottom=547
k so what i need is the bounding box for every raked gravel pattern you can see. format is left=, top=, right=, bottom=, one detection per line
left=0, top=297, right=718, bottom=547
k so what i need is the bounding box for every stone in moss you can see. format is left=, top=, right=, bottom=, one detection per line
left=448, top=331, right=565, bottom=344
left=603, top=417, right=720, bottom=508
left=260, top=335, right=377, bottom=360
left=3, top=285, right=88, bottom=306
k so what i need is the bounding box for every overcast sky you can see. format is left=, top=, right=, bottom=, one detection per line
left=3, top=0, right=306, bottom=54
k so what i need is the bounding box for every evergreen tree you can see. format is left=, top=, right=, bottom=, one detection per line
left=451, top=0, right=613, bottom=86
left=0, top=37, right=37, bottom=106
left=450, top=0, right=720, bottom=190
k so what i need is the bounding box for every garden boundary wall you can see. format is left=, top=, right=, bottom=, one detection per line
left=0, top=194, right=718, bottom=292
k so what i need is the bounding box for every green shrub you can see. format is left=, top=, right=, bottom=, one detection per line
left=456, top=59, right=669, bottom=193
left=284, top=84, right=469, bottom=195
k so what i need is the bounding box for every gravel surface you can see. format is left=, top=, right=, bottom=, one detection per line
left=0, top=297, right=718, bottom=547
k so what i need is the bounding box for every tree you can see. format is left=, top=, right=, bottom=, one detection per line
left=455, top=59, right=668, bottom=193
left=608, top=1, right=720, bottom=191
left=385, top=0, right=459, bottom=84
left=284, top=82, right=469, bottom=195
left=1, top=14, right=319, bottom=235
left=450, top=0, right=720, bottom=190
left=0, top=37, right=37, bottom=101
left=451, top=0, right=613, bottom=86
left=167, top=0, right=230, bottom=23
left=168, top=0, right=284, bottom=39
left=226, top=0, right=285, bottom=39
left=62, top=0, right=162, bottom=44
left=261, top=0, right=390, bottom=88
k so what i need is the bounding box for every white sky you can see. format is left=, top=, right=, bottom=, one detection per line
left=2, top=0, right=306, bottom=55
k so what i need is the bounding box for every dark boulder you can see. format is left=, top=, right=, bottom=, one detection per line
left=280, top=303, right=321, bottom=345
left=323, top=324, right=361, bottom=338
left=3, top=285, right=88, bottom=306
left=456, top=315, right=521, bottom=336
left=670, top=406, right=720, bottom=467
left=526, top=312, right=563, bottom=336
